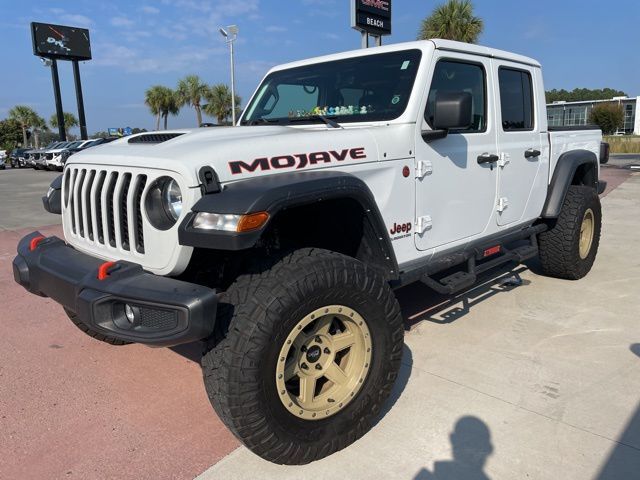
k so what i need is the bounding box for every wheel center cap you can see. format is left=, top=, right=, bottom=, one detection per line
left=305, top=345, right=322, bottom=363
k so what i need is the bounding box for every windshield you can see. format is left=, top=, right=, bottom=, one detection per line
left=242, top=49, right=422, bottom=125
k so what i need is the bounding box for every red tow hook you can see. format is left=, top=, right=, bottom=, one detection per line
left=97, top=261, right=118, bottom=281
left=29, top=235, right=46, bottom=251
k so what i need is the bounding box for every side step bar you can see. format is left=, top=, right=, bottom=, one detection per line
left=399, top=224, right=546, bottom=294
left=420, top=239, right=539, bottom=295
left=420, top=235, right=541, bottom=295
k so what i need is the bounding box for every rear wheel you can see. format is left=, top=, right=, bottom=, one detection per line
left=538, top=185, right=601, bottom=279
left=201, top=248, right=404, bottom=464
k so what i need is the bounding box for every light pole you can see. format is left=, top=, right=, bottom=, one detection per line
left=219, top=25, right=238, bottom=126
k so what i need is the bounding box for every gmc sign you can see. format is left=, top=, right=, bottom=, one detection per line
left=351, top=0, right=392, bottom=36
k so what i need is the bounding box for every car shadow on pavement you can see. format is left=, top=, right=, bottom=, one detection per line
left=396, top=263, right=530, bottom=328
left=373, top=343, right=413, bottom=427
left=170, top=341, right=204, bottom=363
left=413, top=415, right=494, bottom=480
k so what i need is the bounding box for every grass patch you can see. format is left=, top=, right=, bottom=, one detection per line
left=604, top=135, right=640, bottom=154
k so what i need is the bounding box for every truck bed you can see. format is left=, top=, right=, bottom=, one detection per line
left=548, top=126, right=602, bottom=180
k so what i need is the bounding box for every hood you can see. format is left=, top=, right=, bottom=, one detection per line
left=66, top=125, right=399, bottom=186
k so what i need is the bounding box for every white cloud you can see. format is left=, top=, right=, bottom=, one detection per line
left=324, top=33, right=340, bottom=40
left=265, top=25, right=286, bottom=33
left=58, top=13, right=93, bottom=28
left=90, top=42, right=227, bottom=74
left=140, top=6, right=160, bottom=15
left=158, top=26, right=188, bottom=41
left=111, top=17, right=135, bottom=28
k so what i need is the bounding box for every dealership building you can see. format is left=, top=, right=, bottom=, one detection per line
left=546, top=96, right=640, bottom=135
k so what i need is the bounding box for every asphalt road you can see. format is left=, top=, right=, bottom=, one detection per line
left=0, top=168, right=59, bottom=230
left=606, top=153, right=640, bottom=168
left=0, top=166, right=638, bottom=479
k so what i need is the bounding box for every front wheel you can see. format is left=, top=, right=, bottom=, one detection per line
left=202, top=248, right=404, bottom=464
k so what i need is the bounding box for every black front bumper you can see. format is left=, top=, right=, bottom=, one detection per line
left=13, top=231, right=217, bottom=347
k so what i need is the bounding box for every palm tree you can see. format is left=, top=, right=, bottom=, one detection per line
left=145, top=85, right=165, bottom=131
left=32, top=114, right=49, bottom=149
left=158, top=87, right=180, bottom=130
left=418, top=0, right=483, bottom=44
left=203, top=84, right=242, bottom=125
left=50, top=112, right=79, bottom=138
left=8, top=105, right=38, bottom=147
left=176, top=75, right=208, bottom=126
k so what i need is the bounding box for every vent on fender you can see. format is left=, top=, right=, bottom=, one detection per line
left=128, top=133, right=185, bottom=144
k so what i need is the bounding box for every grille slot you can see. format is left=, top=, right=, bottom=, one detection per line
left=119, top=173, right=132, bottom=251
left=64, top=167, right=150, bottom=254
left=93, top=171, right=107, bottom=243
left=133, top=176, right=147, bottom=253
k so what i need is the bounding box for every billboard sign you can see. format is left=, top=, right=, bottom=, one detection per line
left=31, top=22, right=92, bottom=60
left=351, top=0, right=392, bottom=36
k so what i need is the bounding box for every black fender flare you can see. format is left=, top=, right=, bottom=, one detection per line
left=179, top=171, right=399, bottom=278
left=541, top=149, right=599, bottom=218
left=42, top=174, right=63, bottom=214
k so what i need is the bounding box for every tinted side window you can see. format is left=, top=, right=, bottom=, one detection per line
left=498, top=68, right=534, bottom=131
left=425, top=60, right=486, bottom=133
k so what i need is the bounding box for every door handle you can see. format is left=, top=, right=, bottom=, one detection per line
left=524, top=148, right=541, bottom=158
left=477, top=153, right=499, bottom=164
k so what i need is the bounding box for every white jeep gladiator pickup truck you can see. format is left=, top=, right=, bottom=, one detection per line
left=14, top=39, right=608, bottom=464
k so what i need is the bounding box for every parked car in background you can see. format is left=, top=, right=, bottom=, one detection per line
left=45, top=141, right=84, bottom=171
left=0, top=150, right=6, bottom=169
left=26, top=149, right=45, bottom=169
left=9, top=148, right=30, bottom=168
left=44, top=138, right=118, bottom=171
left=26, top=142, right=65, bottom=169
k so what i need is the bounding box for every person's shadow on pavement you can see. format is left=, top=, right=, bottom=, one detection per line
left=414, top=416, right=493, bottom=480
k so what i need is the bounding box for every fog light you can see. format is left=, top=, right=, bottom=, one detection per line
left=124, top=304, right=139, bottom=324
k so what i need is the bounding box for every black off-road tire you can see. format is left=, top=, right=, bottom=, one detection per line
left=538, top=185, right=601, bottom=279
left=201, top=248, right=404, bottom=464
left=63, top=307, right=131, bottom=345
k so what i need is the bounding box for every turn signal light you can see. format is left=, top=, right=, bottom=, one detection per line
left=237, top=212, right=270, bottom=232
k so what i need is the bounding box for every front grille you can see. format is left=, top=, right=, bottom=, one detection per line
left=64, top=167, right=148, bottom=253
left=46, top=153, right=53, bottom=160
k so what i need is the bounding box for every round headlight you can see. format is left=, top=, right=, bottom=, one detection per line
left=163, top=178, right=182, bottom=220
left=145, top=176, right=183, bottom=230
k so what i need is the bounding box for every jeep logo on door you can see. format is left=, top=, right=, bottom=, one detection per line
left=229, top=147, right=367, bottom=174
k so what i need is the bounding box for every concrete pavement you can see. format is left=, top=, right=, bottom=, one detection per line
left=199, top=174, right=640, bottom=479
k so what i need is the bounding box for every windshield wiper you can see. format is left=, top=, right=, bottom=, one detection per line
left=246, top=118, right=279, bottom=126
left=287, top=115, right=341, bottom=129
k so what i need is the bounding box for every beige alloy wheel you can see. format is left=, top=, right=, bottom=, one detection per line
left=275, top=305, right=373, bottom=420
left=579, top=208, right=595, bottom=259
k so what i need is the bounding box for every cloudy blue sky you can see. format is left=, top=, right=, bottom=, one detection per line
left=1, top=0, right=638, bottom=134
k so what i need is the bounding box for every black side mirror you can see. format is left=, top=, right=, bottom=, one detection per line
left=422, top=91, right=473, bottom=142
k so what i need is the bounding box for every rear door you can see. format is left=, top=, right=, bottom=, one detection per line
left=493, top=62, right=545, bottom=226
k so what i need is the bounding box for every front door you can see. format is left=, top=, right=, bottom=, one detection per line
left=415, top=53, right=498, bottom=251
